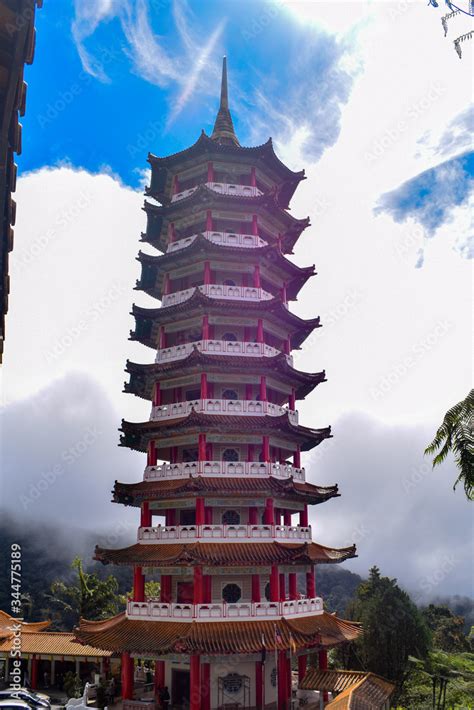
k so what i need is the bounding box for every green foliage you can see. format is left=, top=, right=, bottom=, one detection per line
left=44, top=557, right=121, bottom=630
left=63, top=672, right=82, bottom=699
left=397, top=650, right=474, bottom=709
left=335, top=566, right=431, bottom=686
left=119, top=580, right=161, bottom=605
left=422, top=604, right=470, bottom=653
left=316, top=567, right=363, bottom=616
left=425, top=388, right=474, bottom=500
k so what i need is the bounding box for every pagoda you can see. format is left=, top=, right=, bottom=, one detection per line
left=77, top=58, right=360, bottom=710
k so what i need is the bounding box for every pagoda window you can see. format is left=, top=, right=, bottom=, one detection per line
left=185, top=389, right=201, bottom=402
left=222, top=583, right=242, bottom=603
left=222, top=332, right=237, bottom=342
left=183, top=448, right=198, bottom=462
left=223, top=278, right=236, bottom=286
left=222, top=510, right=241, bottom=525
left=222, top=673, right=243, bottom=694
left=222, top=448, right=239, bottom=462
left=180, top=509, right=196, bottom=525
left=222, top=388, right=238, bottom=400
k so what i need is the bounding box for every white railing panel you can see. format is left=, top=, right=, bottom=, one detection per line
left=154, top=339, right=293, bottom=366
left=150, top=399, right=298, bottom=423
left=144, top=460, right=305, bottom=482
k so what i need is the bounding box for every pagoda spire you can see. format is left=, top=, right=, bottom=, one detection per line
left=211, top=56, right=240, bottom=146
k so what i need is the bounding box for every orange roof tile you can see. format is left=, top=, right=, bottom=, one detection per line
left=301, top=669, right=395, bottom=709
left=0, top=631, right=111, bottom=658
left=94, top=540, right=357, bottom=567
left=0, top=610, right=50, bottom=639
left=76, top=611, right=360, bottom=655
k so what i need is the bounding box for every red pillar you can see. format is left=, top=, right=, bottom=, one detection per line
left=200, top=373, right=208, bottom=399
left=306, top=566, right=316, bottom=598
left=163, top=273, right=171, bottom=295
left=319, top=649, right=329, bottom=702
left=299, top=504, right=308, bottom=527
left=279, top=572, right=286, bottom=601
left=190, top=655, right=201, bottom=710
left=154, top=660, right=165, bottom=696
left=159, top=326, right=166, bottom=349
left=289, top=573, right=298, bottom=600
left=206, top=209, right=213, bottom=231
left=245, top=383, right=253, bottom=400
left=262, top=436, right=270, bottom=463
left=270, top=565, right=279, bottom=602
left=147, top=440, right=157, bottom=466
left=140, top=501, right=152, bottom=527
left=133, top=566, right=145, bottom=602
left=248, top=506, right=258, bottom=524
left=251, top=575, right=261, bottom=602
left=198, top=433, right=207, bottom=461
left=251, top=214, right=258, bottom=235
left=260, top=375, right=267, bottom=401
left=204, top=506, right=213, bottom=524
left=193, top=566, right=203, bottom=605
left=160, top=575, right=171, bottom=603
left=298, top=655, right=307, bottom=683
left=283, top=337, right=291, bottom=355
left=254, top=264, right=261, bottom=288
left=255, top=660, right=264, bottom=709
left=153, top=382, right=161, bottom=406
left=283, top=510, right=292, bottom=526
left=289, top=388, right=296, bottom=410
left=264, top=497, right=274, bottom=525
left=201, top=662, right=211, bottom=710
left=202, top=314, right=209, bottom=339
left=196, top=497, right=205, bottom=526
left=257, top=318, right=264, bottom=343
left=121, top=652, right=134, bottom=700
left=31, top=656, right=38, bottom=690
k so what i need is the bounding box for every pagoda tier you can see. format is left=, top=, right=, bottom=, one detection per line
left=147, top=135, right=305, bottom=211
left=142, top=186, right=310, bottom=253
left=119, top=411, right=331, bottom=453
left=77, top=612, right=360, bottom=655
left=130, top=294, right=321, bottom=350
left=135, top=236, right=315, bottom=301
left=124, top=352, right=326, bottom=401
left=94, top=541, right=356, bottom=567
left=112, top=476, right=339, bottom=507
left=76, top=59, right=360, bottom=710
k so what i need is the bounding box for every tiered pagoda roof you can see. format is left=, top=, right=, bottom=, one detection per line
left=142, top=186, right=310, bottom=253
left=130, top=294, right=321, bottom=350
left=120, top=411, right=331, bottom=453
left=125, top=351, right=326, bottom=401
left=136, top=236, right=316, bottom=301
left=94, top=540, right=357, bottom=567
left=77, top=612, right=360, bottom=655
left=113, top=476, right=338, bottom=507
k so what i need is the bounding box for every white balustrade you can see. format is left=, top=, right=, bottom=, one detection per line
left=150, top=398, right=298, bottom=424
left=169, top=182, right=262, bottom=205
left=205, top=182, right=263, bottom=198
left=126, top=597, right=323, bottom=622
left=138, top=524, right=312, bottom=543
left=144, top=460, right=305, bottom=482
left=166, top=230, right=266, bottom=254
left=161, top=284, right=273, bottom=308
left=155, top=339, right=293, bottom=366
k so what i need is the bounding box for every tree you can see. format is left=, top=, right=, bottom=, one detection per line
left=44, top=557, right=121, bottom=629
left=425, top=389, right=474, bottom=500
left=336, top=567, right=431, bottom=687
left=422, top=604, right=470, bottom=653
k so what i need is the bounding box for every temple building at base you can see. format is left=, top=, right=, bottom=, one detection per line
left=76, top=58, right=361, bottom=710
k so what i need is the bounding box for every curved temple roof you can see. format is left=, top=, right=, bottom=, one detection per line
left=94, top=540, right=357, bottom=567
left=119, top=410, right=331, bottom=453
left=113, top=476, right=339, bottom=507
left=125, top=351, right=326, bottom=401
left=76, top=612, right=361, bottom=655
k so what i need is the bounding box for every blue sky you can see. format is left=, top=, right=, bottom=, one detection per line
left=2, top=1, right=473, bottom=596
